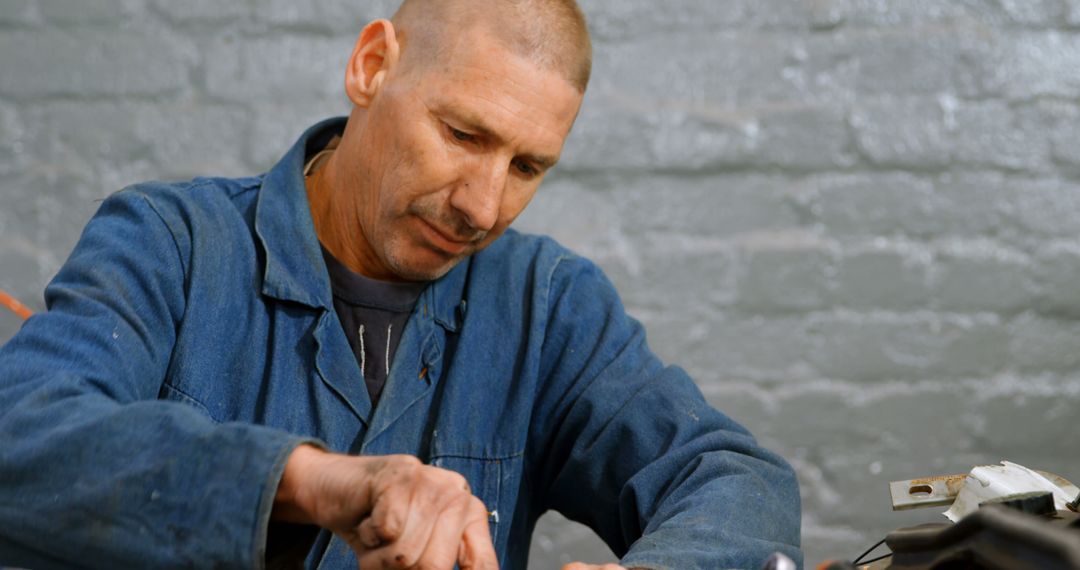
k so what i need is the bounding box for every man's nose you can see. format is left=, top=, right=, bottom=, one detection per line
left=450, top=158, right=507, bottom=232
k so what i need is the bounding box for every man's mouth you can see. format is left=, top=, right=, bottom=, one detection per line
left=417, top=217, right=476, bottom=255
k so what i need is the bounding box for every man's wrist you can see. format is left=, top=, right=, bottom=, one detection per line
left=271, top=444, right=328, bottom=524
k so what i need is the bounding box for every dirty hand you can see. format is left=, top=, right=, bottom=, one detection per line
left=273, top=444, right=498, bottom=569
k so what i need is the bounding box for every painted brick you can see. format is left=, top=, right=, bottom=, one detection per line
left=931, top=173, right=1038, bottom=240
left=20, top=102, right=151, bottom=168
left=248, top=101, right=351, bottom=169
left=970, top=385, right=1080, bottom=466
left=751, top=103, right=854, bottom=169
left=1069, top=0, right=1080, bottom=25
left=15, top=103, right=162, bottom=192
left=580, top=0, right=851, bottom=39
left=767, top=383, right=986, bottom=555
left=0, top=0, right=39, bottom=26
left=988, top=31, right=1080, bottom=99
left=635, top=311, right=814, bottom=383
left=18, top=102, right=250, bottom=181
left=134, top=104, right=252, bottom=179
left=839, top=28, right=995, bottom=97
left=931, top=240, right=1037, bottom=313
left=204, top=36, right=352, bottom=102
left=805, top=312, right=1010, bottom=381
left=950, top=99, right=1054, bottom=172
left=513, top=176, right=625, bottom=260
left=7, top=169, right=104, bottom=259
left=851, top=96, right=1058, bottom=172
left=611, top=240, right=737, bottom=310
left=590, top=33, right=822, bottom=106
left=1032, top=100, right=1080, bottom=167
left=564, top=99, right=851, bottom=172
left=810, top=173, right=942, bottom=237
left=1034, top=242, right=1080, bottom=317
left=834, top=241, right=931, bottom=310
left=0, top=30, right=193, bottom=99
left=254, top=0, right=317, bottom=28
left=992, top=0, right=1069, bottom=25
left=580, top=0, right=749, bottom=39
left=812, top=171, right=1080, bottom=242
left=614, top=174, right=802, bottom=239
left=0, top=103, right=24, bottom=174
left=254, top=0, right=397, bottom=32
left=736, top=233, right=834, bottom=313
left=150, top=0, right=250, bottom=24
left=1007, top=178, right=1080, bottom=238
left=39, top=0, right=143, bottom=24
left=555, top=96, right=664, bottom=172
left=1051, top=125, right=1080, bottom=168
left=559, top=97, right=754, bottom=171
left=842, top=0, right=1005, bottom=27
left=1008, top=313, right=1080, bottom=372
left=851, top=96, right=953, bottom=168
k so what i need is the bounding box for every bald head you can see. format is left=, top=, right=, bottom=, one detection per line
left=390, top=0, right=592, bottom=92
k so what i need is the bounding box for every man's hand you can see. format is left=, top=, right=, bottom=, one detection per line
left=273, top=444, right=497, bottom=569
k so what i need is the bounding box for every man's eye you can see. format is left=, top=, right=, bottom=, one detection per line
left=450, top=127, right=474, bottom=142
left=513, top=159, right=537, bottom=177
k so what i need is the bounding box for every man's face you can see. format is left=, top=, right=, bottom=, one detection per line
left=343, top=30, right=584, bottom=281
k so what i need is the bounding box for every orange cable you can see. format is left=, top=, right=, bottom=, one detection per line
left=0, top=289, right=33, bottom=321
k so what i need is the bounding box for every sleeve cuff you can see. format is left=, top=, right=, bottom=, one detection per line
left=252, top=436, right=327, bottom=570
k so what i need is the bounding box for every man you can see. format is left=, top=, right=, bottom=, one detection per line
left=0, top=0, right=801, bottom=568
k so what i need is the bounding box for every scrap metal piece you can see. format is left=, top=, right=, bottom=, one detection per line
left=890, top=467, right=1079, bottom=512
left=944, top=462, right=1076, bottom=522
left=889, top=473, right=969, bottom=511
left=980, top=491, right=1057, bottom=517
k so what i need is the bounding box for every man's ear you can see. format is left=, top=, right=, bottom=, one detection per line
left=345, top=19, right=400, bottom=108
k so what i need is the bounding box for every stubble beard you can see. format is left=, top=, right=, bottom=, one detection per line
left=379, top=198, right=486, bottom=282
left=381, top=232, right=464, bottom=282
left=378, top=207, right=483, bottom=282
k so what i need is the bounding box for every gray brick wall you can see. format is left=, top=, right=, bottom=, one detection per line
left=2, top=1, right=1079, bottom=567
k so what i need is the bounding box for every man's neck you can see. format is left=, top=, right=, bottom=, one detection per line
left=304, top=149, right=389, bottom=281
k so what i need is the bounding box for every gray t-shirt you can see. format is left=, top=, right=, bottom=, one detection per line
left=320, top=245, right=425, bottom=407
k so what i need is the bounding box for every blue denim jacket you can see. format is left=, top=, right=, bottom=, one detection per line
left=0, top=118, right=801, bottom=570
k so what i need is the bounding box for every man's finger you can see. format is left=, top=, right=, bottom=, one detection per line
left=365, top=485, right=410, bottom=545
left=413, top=494, right=476, bottom=569
left=363, top=488, right=444, bottom=569
left=355, top=516, right=384, bottom=549
left=356, top=477, right=471, bottom=569
left=457, top=501, right=498, bottom=570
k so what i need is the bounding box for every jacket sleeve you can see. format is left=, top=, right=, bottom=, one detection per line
left=530, top=252, right=802, bottom=570
left=0, top=188, right=315, bottom=570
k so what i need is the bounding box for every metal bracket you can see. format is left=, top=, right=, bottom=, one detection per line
left=890, top=469, right=1078, bottom=511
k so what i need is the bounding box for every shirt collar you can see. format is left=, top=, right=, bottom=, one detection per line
left=254, top=116, right=470, bottom=331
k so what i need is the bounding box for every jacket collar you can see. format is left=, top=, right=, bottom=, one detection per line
left=254, top=117, right=468, bottom=331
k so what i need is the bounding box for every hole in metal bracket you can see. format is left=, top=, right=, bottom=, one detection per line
left=909, top=484, right=934, bottom=497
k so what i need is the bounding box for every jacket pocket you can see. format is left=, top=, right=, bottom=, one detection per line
left=429, top=452, right=523, bottom=545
